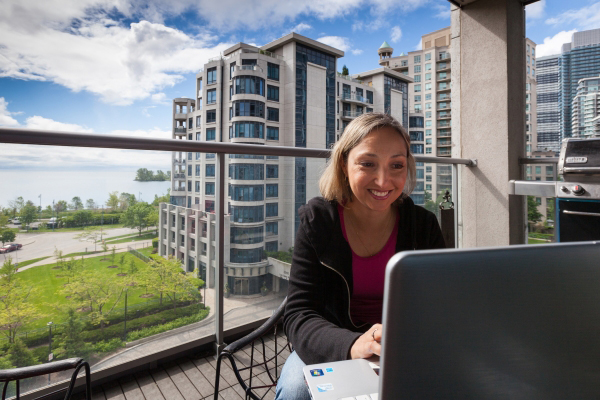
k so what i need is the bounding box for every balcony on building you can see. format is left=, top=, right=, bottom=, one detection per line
left=437, top=102, right=451, bottom=111
left=174, top=126, right=187, bottom=137
left=437, top=62, right=451, bottom=72
left=437, top=148, right=452, bottom=156
left=342, top=93, right=373, bottom=105
left=437, top=52, right=451, bottom=61
left=437, top=93, right=451, bottom=101
left=438, top=120, right=451, bottom=128
left=337, top=72, right=363, bottom=84
left=437, top=111, right=452, bottom=120
left=438, top=128, right=452, bottom=138
left=341, top=110, right=363, bottom=120
left=437, top=82, right=451, bottom=92
left=437, top=72, right=450, bottom=83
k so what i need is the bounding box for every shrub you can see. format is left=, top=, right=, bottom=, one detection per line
left=126, top=308, right=210, bottom=342
left=93, top=338, right=125, bottom=353
left=152, top=237, right=159, bottom=249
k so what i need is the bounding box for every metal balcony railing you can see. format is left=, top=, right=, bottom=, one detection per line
left=438, top=53, right=451, bottom=61
left=342, top=93, right=373, bottom=104
left=342, top=110, right=363, bottom=119
left=174, top=127, right=186, bottom=134
left=0, top=126, right=475, bottom=399
left=337, top=73, right=363, bottom=84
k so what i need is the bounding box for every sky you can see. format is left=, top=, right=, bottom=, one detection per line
left=0, top=0, right=599, bottom=170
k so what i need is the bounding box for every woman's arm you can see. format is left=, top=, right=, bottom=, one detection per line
left=283, top=219, right=362, bottom=365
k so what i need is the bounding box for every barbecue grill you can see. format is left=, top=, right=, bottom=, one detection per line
left=510, top=137, right=600, bottom=242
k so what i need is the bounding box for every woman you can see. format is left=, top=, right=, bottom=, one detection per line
left=275, top=113, right=446, bottom=399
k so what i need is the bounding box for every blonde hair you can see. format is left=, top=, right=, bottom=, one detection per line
left=319, top=112, right=416, bottom=205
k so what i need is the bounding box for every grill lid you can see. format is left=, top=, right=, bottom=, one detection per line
left=558, top=138, right=600, bottom=181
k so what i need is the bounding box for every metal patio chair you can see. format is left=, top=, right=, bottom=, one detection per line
left=0, top=358, right=91, bottom=400
left=214, top=297, right=291, bottom=400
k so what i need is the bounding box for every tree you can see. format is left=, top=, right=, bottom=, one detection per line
left=547, top=197, right=555, bottom=220
left=106, top=191, right=119, bottom=210
left=62, top=270, right=125, bottom=336
left=8, top=339, right=37, bottom=368
left=117, top=253, right=126, bottom=274
left=144, top=257, right=203, bottom=310
left=121, top=202, right=155, bottom=236
left=0, top=215, right=16, bottom=245
left=341, top=65, right=349, bottom=75
left=20, top=203, right=38, bottom=231
left=0, top=258, right=40, bottom=343
left=110, top=246, right=117, bottom=265
left=86, top=199, right=96, bottom=210
left=70, top=196, right=84, bottom=210
left=119, top=193, right=136, bottom=210
left=153, top=190, right=171, bottom=206
left=54, top=200, right=68, bottom=213
left=8, top=197, right=24, bottom=216
left=135, top=168, right=154, bottom=181
left=527, top=196, right=543, bottom=223
left=72, top=210, right=93, bottom=226
left=74, top=227, right=100, bottom=249
left=54, top=308, right=93, bottom=359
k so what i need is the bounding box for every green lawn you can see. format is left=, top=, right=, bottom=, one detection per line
left=528, top=237, right=551, bottom=244
left=62, top=250, right=103, bottom=258
left=101, top=229, right=157, bottom=242
left=15, top=252, right=153, bottom=330
left=23, top=223, right=124, bottom=233
left=15, top=256, right=51, bottom=269
left=104, top=232, right=157, bottom=244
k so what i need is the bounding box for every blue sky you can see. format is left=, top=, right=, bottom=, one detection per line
left=0, top=0, right=599, bottom=169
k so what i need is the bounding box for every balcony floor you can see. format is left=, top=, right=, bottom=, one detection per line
left=73, top=331, right=288, bottom=400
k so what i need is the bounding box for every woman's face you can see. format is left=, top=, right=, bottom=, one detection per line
left=343, top=126, right=408, bottom=215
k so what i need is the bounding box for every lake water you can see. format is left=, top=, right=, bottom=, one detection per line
left=0, top=168, right=171, bottom=208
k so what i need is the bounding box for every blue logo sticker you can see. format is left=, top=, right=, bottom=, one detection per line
left=316, top=383, right=334, bottom=392
left=325, top=368, right=334, bottom=373
left=310, top=369, right=324, bottom=377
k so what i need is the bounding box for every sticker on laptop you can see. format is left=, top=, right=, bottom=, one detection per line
left=316, top=383, right=334, bottom=392
left=310, top=369, right=324, bottom=377
left=325, top=367, right=334, bottom=373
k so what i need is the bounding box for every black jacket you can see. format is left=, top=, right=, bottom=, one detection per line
left=284, top=196, right=446, bottom=365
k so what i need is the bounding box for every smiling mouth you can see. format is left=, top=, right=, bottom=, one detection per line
left=369, top=189, right=391, bottom=198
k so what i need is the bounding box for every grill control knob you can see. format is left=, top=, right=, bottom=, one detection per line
left=561, top=186, right=569, bottom=193
left=572, top=185, right=585, bottom=196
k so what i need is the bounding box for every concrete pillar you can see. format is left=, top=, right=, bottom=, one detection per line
left=451, top=0, right=526, bottom=247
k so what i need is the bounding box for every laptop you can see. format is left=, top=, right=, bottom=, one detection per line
left=380, top=241, right=600, bottom=399
left=304, top=241, right=600, bottom=399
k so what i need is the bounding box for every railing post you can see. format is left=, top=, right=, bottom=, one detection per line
left=214, top=152, right=225, bottom=354
left=452, top=163, right=459, bottom=248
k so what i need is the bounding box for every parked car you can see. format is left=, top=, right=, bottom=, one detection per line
left=12, top=218, right=21, bottom=225
left=8, top=243, right=22, bottom=250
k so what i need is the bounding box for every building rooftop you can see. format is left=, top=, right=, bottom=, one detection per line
left=379, top=41, right=392, bottom=49
left=261, top=32, right=344, bottom=58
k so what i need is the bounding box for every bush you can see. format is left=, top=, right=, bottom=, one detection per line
left=126, top=308, right=210, bottom=342
left=93, top=338, right=125, bottom=353
left=152, top=237, right=159, bottom=249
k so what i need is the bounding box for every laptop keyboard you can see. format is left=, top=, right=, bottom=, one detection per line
left=339, top=394, right=378, bottom=400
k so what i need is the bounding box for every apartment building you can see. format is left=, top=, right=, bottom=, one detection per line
left=159, top=33, right=411, bottom=296
left=536, top=54, right=561, bottom=153
left=377, top=27, right=452, bottom=204
left=560, top=28, right=600, bottom=140
left=571, top=75, right=600, bottom=138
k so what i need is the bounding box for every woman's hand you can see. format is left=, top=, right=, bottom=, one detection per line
left=350, top=324, right=382, bottom=359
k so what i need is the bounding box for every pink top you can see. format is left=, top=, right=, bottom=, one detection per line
left=338, top=204, right=399, bottom=326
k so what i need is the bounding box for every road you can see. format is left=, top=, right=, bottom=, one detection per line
left=1, top=227, right=153, bottom=268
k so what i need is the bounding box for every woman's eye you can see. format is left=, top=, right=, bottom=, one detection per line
left=392, top=164, right=404, bottom=169
left=360, top=162, right=374, bottom=167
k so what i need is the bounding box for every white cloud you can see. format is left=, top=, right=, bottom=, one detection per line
left=526, top=0, right=545, bottom=19
left=0, top=98, right=19, bottom=126
left=290, top=23, right=312, bottom=33
left=545, top=2, right=600, bottom=30
left=351, top=18, right=386, bottom=32
left=536, top=29, right=578, bottom=57
left=316, top=36, right=351, bottom=51
left=391, top=26, right=402, bottom=43
left=432, top=1, right=450, bottom=19
left=24, top=116, right=94, bottom=133
left=351, top=49, right=363, bottom=55
left=414, top=40, right=422, bottom=51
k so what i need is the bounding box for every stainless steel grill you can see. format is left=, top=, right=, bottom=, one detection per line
left=510, top=138, right=600, bottom=242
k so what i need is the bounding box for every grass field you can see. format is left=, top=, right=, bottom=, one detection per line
left=15, top=256, right=51, bottom=269
left=528, top=237, right=551, bottom=244
left=16, top=252, right=153, bottom=330
left=104, top=232, right=157, bottom=244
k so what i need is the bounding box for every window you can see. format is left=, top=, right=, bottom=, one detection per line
left=206, top=164, right=215, bottom=177
left=230, top=62, right=236, bottom=79
left=206, top=128, right=216, bottom=141
left=425, top=93, right=431, bottom=100
left=410, top=144, right=424, bottom=154
left=266, top=184, right=278, bottom=197
left=267, top=107, right=279, bottom=121
left=425, top=63, right=431, bottom=71
left=425, top=103, right=432, bottom=109
left=366, top=91, right=373, bottom=104
left=231, top=122, right=264, bottom=138
left=425, top=111, right=431, bottom=118
left=409, top=116, right=424, bottom=128
left=229, top=164, right=264, bottom=180
left=231, top=205, right=263, bottom=222
left=416, top=169, right=424, bottom=179
left=206, top=153, right=215, bottom=159
left=425, top=53, right=431, bottom=61
left=414, top=65, right=421, bottom=73
left=266, top=165, right=279, bottom=178
left=230, top=227, right=264, bottom=245
left=233, top=100, right=265, bottom=118
left=425, top=83, right=432, bottom=91
left=195, top=165, right=200, bottom=176
left=414, top=75, right=421, bottom=82
left=414, top=95, right=421, bottom=102
left=207, top=89, right=216, bottom=104
left=414, top=55, right=421, bottom=63
left=535, top=166, right=541, bottom=175
left=426, top=166, right=432, bottom=173
left=195, top=181, right=200, bottom=193
left=230, top=85, right=233, bottom=100
left=546, top=166, right=554, bottom=175
left=426, top=184, right=432, bottom=190
left=414, top=84, right=421, bottom=92
left=425, top=120, right=432, bottom=127
left=206, top=110, right=216, bottom=123
left=188, top=165, right=192, bottom=176
left=188, top=152, right=192, bottom=160
left=267, top=85, right=279, bottom=101
left=426, top=175, right=432, bottom=182
left=266, top=221, right=278, bottom=235
left=267, top=126, right=279, bottom=140
left=414, top=104, right=422, bottom=112
left=196, top=133, right=201, bottom=141
left=188, top=180, right=192, bottom=191
left=234, top=76, right=265, bottom=96
left=426, top=138, right=432, bottom=144
left=205, top=200, right=215, bottom=213
left=426, top=147, right=432, bottom=154
left=426, top=129, right=431, bottom=136
left=267, top=63, right=279, bottom=81
left=425, top=73, right=431, bottom=81
left=266, top=203, right=278, bottom=217
left=207, top=67, right=217, bottom=84
left=231, top=185, right=263, bottom=201
left=196, top=152, right=201, bottom=160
